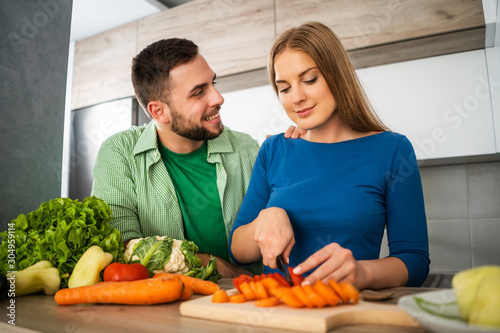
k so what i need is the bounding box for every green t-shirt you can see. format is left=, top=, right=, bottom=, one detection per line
left=158, top=141, right=229, bottom=261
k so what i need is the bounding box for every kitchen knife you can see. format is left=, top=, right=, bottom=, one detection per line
left=276, top=254, right=293, bottom=285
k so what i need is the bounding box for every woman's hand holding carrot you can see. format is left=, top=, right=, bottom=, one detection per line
left=294, top=242, right=410, bottom=290
left=292, top=242, right=368, bottom=289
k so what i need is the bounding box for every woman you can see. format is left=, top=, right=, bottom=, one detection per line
left=229, top=22, right=430, bottom=289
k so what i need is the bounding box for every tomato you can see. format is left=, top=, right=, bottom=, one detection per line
left=103, top=262, right=150, bottom=282
left=272, top=273, right=291, bottom=287
left=288, top=266, right=305, bottom=286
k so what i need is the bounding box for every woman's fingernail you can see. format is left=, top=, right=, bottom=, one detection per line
left=293, top=267, right=301, bottom=274
left=301, top=280, right=310, bottom=286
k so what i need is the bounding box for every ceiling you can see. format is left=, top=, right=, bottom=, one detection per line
left=70, top=0, right=194, bottom=42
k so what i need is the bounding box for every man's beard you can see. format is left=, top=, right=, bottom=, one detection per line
left=170, top=107, right=223, bottom=141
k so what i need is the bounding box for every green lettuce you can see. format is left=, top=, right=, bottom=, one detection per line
left=0, top=197, right=124, bottom=288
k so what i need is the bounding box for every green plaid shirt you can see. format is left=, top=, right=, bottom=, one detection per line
left=91, top=121, right=260, bottom=265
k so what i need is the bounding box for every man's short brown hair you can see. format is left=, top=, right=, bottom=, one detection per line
left=131, top=38, right=199, bottom=118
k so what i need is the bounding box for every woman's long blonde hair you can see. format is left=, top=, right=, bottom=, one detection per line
left=268, top=22, right=388, bottom=132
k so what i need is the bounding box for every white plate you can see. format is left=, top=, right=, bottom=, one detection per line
left=398, top=289, right=500, bottom=333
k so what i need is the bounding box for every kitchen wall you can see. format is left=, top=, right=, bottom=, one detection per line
left=0, top=0, right=73, bottom=230
left=414, top=0, right=500, bottom=273
left=379, top=160, right=500, bottom=274
left=419, top=161, right=500, bottom=272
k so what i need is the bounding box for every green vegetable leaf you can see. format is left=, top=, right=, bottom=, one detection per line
left=191, top=256, right=221, bottom=283
left=180, top=240, right=202, bottom=270
left=129, top=237, right=173, bottom=276
left=0, top=196, right=124, bottom=288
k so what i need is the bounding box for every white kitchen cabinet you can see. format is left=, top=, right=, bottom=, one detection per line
left=357, top=49, right=496, bottom=160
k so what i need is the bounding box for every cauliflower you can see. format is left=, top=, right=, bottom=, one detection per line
left=123, top=235, right=220, bottom=281
left=124, top=237, right=143, bottom=262
left=124, top=236, right=198, bottom=275
left=152, top=239, right=189, bottom=274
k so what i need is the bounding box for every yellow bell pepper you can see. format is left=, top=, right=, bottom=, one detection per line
left=68, top=245, right=113, bottom=288
left=7, top=260, right=60, bottom=296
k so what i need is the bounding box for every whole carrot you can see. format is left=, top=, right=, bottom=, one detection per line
left=55, top=275, right=183, bottom=305
left=178, top=285, right=194, bottom=301
left=153, top=273, right=220, bottom=295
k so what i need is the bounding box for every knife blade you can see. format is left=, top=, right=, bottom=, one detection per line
left=276, top=254, right=293, bottom=285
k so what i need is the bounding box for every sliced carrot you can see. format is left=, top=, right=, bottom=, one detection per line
left=268, top=287, right=283, bottom=298
left=211, top=290, right=229, bottom=303
left=233, top=275, right=253, bottom=293
left=253, top=275, right=261, bottom=282
left=261, top=277, right=280, bottom=293
left=254, top=281, right=268, bottom=300
left=313, top=280, right=340, bottom=306
left=279, top=288, right=304, bottom=308
left=255, top=296, right=279, bottom=307
left=229, top=293, right=247, bottom=303
left=179, top=285, right=193, bottom=301
left=239, top=281, right=256, bottom=300
left=55, top=275, right=183, bottom=305
left=339, top=282, right=360, bottom=304
left=303, top=285, right=327, bottom=308
left=328, top=279, right=349, bottom=303
left=291, top=286, right=314, bottom=308
left=249, top=281, right=258, bottom=298
left=153, top=273, right=220, bottom=295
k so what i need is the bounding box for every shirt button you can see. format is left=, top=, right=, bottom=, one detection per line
left=154, top=152, right=158, bottom=157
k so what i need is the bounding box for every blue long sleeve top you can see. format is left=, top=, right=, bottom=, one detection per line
left=229, top=131, right=430, bottom=287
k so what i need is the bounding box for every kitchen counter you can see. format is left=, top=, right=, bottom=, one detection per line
left=0, top=279, right=436, bottom=333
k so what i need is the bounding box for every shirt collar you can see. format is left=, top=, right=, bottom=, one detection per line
left=133, top=122, right=235, bottom=156
left=133, top=121, right=157, bottom=156
left=207, top=128, right=234, bottom=155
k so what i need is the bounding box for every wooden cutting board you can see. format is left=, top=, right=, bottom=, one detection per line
left=179, top=289, right=421, bottom=332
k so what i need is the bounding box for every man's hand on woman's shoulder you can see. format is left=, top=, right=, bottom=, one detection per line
left=266, top=126, right=306, bottom=139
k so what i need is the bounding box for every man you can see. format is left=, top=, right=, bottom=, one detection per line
left=91, top=38, right=262, bottom=277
